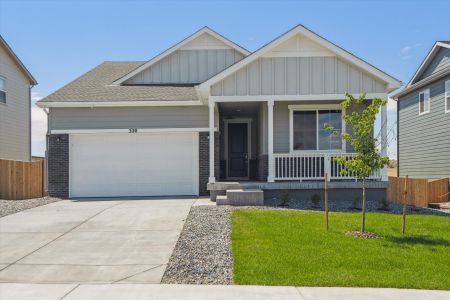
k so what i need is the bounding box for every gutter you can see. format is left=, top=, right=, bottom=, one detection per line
left=392, top=69, right=450, bottom=99
left=37, top=100, right=204, bottom=108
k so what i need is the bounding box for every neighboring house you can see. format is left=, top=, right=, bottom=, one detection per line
left=0, top=35, right=37, bottom=161
left=392, top=41, right=450, bottom=181
left=37, top=25, right=401, bottom=199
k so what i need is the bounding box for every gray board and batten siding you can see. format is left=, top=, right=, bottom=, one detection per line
left=124, top=49, right=245, bottom=85
left=211, top=56, right=387, bottom=96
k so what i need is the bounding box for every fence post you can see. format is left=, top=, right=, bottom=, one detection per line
left=325, top=173, right=329, bottom=231
left=402, top=175, right=408, bottom=234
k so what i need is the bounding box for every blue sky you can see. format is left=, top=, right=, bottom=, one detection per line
left=1, top=0, right=449, bottom=157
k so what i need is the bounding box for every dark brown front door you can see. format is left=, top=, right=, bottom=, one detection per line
left=228, top=123, right=248, bottom=178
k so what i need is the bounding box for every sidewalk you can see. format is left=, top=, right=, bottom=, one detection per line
left=1, top=283, right=448, bottom=300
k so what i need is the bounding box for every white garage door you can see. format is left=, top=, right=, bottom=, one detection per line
left=69, top=132, right=199, bottom=198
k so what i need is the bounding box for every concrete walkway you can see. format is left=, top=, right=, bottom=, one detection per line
left=0, top=283, right=448, bottom=300
left=0, top=198, right=195, bottom=284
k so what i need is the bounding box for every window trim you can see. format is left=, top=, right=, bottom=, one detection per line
left=288, top=104, right=345, bottom=153
left=0, top=76, right=6, bottom=105
left=418, top=88, right=430, bottom=115
left=445, top=80, right=450, bottom=114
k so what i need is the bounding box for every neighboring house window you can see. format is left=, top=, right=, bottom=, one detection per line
left=292, top=109, right=342, bottom=151
left=446, top=80, right=450, bottom=113
left=418, top=89, right=430, bottom=115
left=0, top=77, right=6, bottom=104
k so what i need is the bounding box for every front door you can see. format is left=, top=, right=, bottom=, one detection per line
left=228, top=123, right=248, bottom=178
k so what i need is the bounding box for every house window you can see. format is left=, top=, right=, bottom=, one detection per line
left=292, top=109, right=342, bottom=151
left=0, top=77, right=6, bottom=104
left=446, top=80, right=450, bottom=113
left=418, top=89, right=430, bottom=115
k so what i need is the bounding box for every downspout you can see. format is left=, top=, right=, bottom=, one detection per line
left=43, top=106, right=50, bottom=193
left=29, top=86, right=33, bottom=161
left=396, top=99, right=400, bottom=177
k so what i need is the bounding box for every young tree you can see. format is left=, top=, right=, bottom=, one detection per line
left=327, top=93, right=389, bottom=233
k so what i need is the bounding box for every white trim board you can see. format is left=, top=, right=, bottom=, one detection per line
left=446, top=80, right=450, bottom=113
left=112, top=27, right=250, bottom=85
left=198, top=25, right=401, bottom=93
left=51, top=128, right=218, bottom=134
left=418, top=88, right=430, bottom=116
left=209, top=93, right=387, bottom=103
left=37, top=100, right=203, bottom=108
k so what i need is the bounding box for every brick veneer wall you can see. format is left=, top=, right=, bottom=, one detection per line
left=48, top=134, right=69, bottom=198
left=199, top=132, right=219, bottom=196
left=257, top=154, right=268, bottom=181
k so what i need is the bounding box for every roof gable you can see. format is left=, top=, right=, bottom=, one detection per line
left=112, top=27, right=250, bottom=85
left=262, top=34, right=334, bottom=58
left=0, top=35, right=37, bottom=85
left=407, top=41, right=450, bottom=87
left=198, top=25, right=401, bottom=94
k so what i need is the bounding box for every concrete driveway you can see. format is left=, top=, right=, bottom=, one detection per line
left=0, top=198, right=195, bottom=284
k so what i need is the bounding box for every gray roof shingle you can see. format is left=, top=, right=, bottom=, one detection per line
left=38, top=61, right=199, bottom=103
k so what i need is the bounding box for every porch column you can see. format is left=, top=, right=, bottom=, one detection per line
left=267, top=100, right=275, bottom=182
left=208, top=99, right=216, bottom=183
left=381, top=102, right=388, bottom=181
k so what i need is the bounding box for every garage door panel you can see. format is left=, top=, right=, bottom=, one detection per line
left=70, top=133, right=198, bottom=197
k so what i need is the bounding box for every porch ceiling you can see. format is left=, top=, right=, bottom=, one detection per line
left=218, top=102, right=262, bottom=117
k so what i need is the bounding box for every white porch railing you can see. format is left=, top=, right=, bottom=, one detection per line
left=273, top=153, right=382, bottom=181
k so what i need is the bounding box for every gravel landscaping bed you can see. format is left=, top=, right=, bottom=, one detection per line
left=0, top=197, right=61, bottom=217
left=162, top=206, right=233, bottom=285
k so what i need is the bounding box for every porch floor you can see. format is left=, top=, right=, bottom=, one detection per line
left=208, top=180, right=388, bottom=191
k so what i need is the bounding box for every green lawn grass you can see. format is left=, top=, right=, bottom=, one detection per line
left=231, top=210, right=450, bottom=290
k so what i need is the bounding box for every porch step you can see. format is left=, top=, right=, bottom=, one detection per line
left=216, top=195, right=229, bottom=206
left=428, top=202, right=450, bottom=210
left=225, top=189, right=264, bottom=206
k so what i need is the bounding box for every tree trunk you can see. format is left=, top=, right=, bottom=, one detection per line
left=361, top=178, right=366, bottom=233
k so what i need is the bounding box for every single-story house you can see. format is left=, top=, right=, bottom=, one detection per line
left=37, top=25, right=401, bottom=199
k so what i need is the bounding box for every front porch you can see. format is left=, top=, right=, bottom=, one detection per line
left=207, top=99, right=388, bottom=192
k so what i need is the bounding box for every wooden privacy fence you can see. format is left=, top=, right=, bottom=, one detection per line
left=387, top=176, right=449, bottom=207
left=0, top=159, right=45, bottom=200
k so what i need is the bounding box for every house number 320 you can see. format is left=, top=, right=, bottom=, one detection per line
left=129, top=128, right=138, bottom=133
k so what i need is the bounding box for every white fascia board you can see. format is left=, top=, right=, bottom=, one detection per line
left=407, top=42, right=450, bottom=87
left=37, top=100, right=204, bottom=108
left=392, top=68, right=450, bottom=99
left=199, top=25, right=401, bottom=92
left=51, top=128, right=218, bottom=134
left=209, top=93, right=387, bottom=103
left=111, top=27, right=250, bottom=85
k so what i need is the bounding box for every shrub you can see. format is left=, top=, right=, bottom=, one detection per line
left=311, top=193, right=321, bottom=208
left=379, top=197, right=390, bottom=211
left=279, top=190, right=290, bottom=207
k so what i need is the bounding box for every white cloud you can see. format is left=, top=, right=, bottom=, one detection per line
left=399, top=43, right=422, bottom=60
left=31, top=92, right=42, bottom=104
left=31, top=92, right=47, bottom=157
